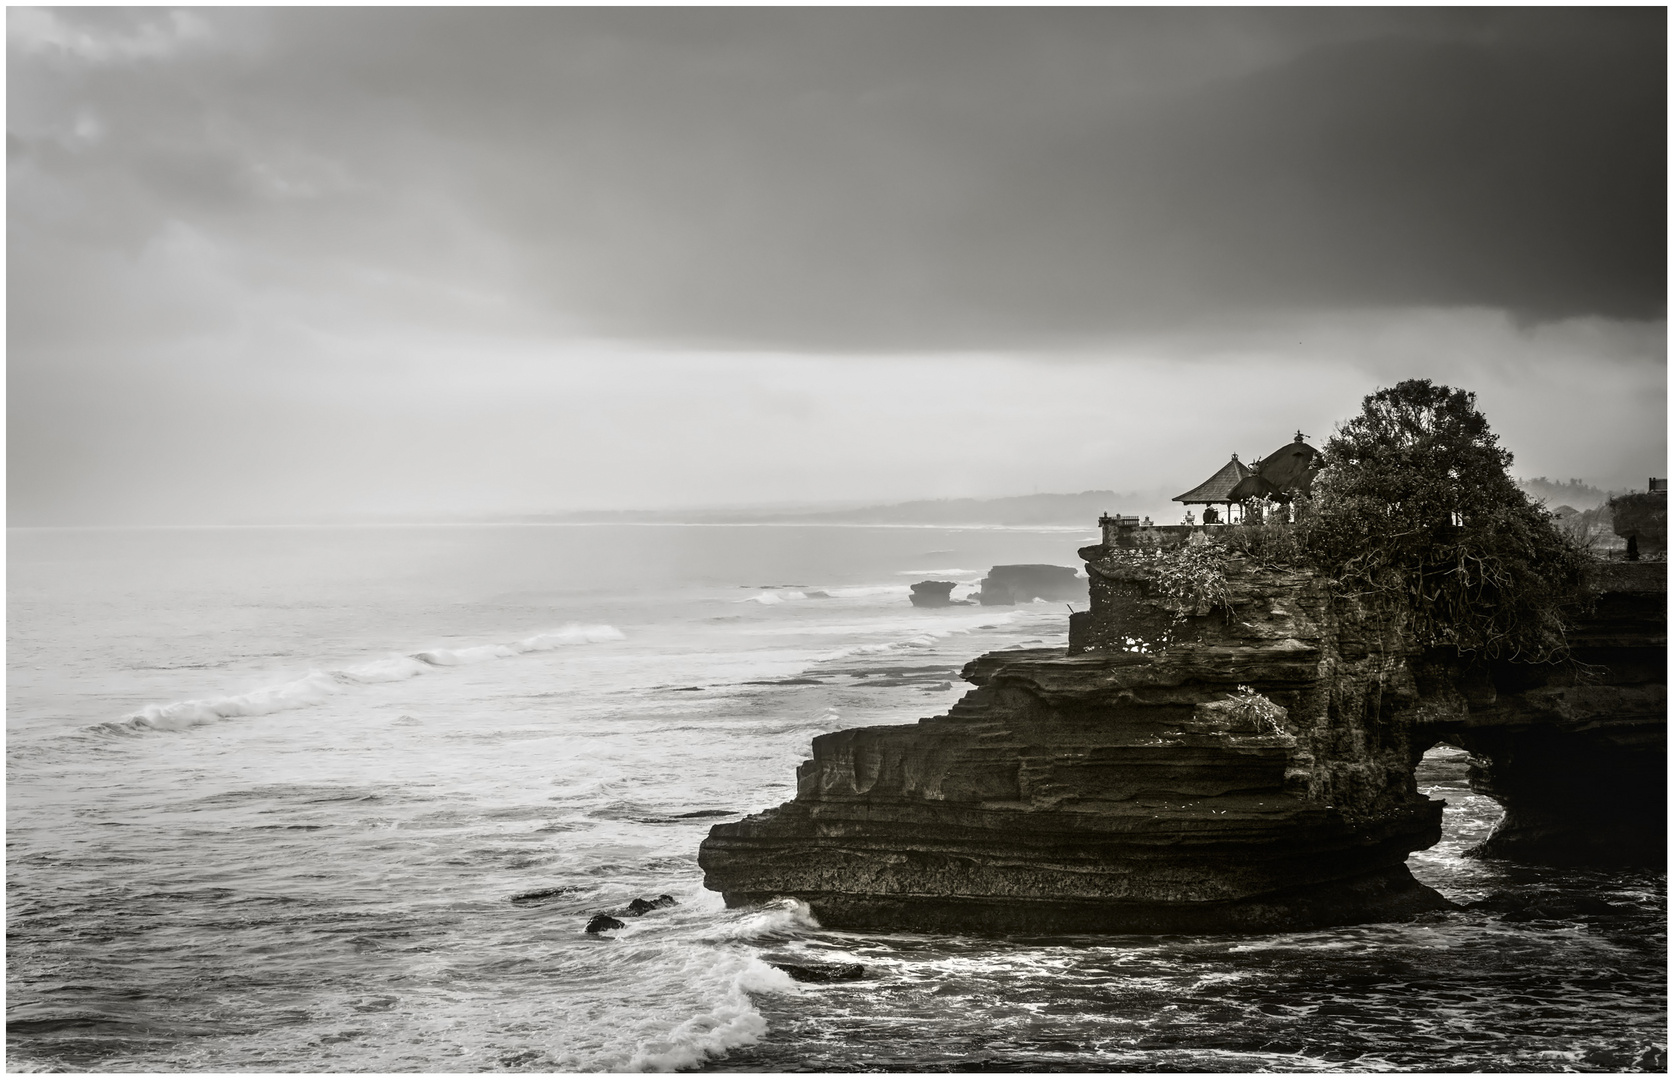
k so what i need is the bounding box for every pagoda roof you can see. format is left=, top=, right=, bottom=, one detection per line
left=1173, top=456, right=1254, bottom=504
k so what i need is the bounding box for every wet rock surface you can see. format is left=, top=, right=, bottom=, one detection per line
left=625, top=894, right=677, bottom=915
left=769, top=961, right=867, bottom=983
left=508, top=886, right=581, bottom=907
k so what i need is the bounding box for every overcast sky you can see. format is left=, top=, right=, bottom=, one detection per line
left=9, top=7, right=1666, bottom=526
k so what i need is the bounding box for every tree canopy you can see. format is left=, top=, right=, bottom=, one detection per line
left=1296, top=379, right=1587, bottom=661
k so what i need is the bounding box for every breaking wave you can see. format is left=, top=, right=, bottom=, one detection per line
left=823, top=584, right=912, bottom=599
left=106, top=624, right=624, bottom=734
left=619, top=953, right=793, bottom=1071
left=739, top=591, right=805, bottom=605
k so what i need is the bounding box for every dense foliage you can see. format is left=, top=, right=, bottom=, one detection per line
left=1115, top=539, right=1231, bottom=620
left=1117, top=380, right=1587, bottom=660
left=1606, top=491, right=1667, bottom=545
left=1294, top=379, right=1588, bottom=661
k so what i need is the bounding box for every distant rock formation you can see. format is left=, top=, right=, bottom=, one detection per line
left=909, top=580, right=970, bottom=608
left=973, top=564, right=1085, bottom=606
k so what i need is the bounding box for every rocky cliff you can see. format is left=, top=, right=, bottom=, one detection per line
left=701, top=534, right=1451, bottom=933
left=698, top=530, right=1665, bottom=934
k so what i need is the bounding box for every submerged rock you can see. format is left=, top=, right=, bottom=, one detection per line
left=770, top=961, right=866, bottom=982
left=1464, top=890, right=1625, bottom=921
left=625, top=894, right=677, bottom=916
left=584, top=914, right=625, bottom=934
left=509, top=886, right=580, bottom=907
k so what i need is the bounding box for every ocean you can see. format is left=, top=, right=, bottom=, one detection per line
left=6, top=523, right=1665, bottom=1072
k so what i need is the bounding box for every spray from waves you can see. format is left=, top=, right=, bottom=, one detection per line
left=823, top=584, right=912, bottom=599
left=105, top=624, right=624, bottom=734
left=620, top=954, right=798, bottom=1072
left=702, top=898, right=823, bottom=943
left=412, top=624, right=623, bottom=664
left=605, top=904, right=814, bottom=1069
left=817, top=609, right=1031, bottom=662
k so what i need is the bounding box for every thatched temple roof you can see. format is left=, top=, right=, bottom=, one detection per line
left=1173, top=456, right=1253, bottom=504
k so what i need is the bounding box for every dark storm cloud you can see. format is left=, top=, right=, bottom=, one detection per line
left=10, top=7, right=1664, bottom=353
left=7, top=8, right=1664, bottom=527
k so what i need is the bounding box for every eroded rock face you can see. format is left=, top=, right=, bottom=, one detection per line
left=699, top=540, right=1452, bottom=934
left=1414, top=561, right=1667, bottom=865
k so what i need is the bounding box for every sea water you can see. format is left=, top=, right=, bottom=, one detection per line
left=7, top=524, right=1665, bottom=1072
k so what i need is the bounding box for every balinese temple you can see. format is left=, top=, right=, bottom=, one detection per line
left=1174, top=433, right=1322, bottom=524
left=1172, top=454, right=1254, bottom=524
left=1229, top=432, right=1321, bottom=503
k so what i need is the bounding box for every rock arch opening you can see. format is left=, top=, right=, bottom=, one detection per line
left=1409, top=742, right=1501, bottom=871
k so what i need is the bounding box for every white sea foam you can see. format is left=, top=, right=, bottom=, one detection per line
left=817, top=610, right=1028, bottom=661
left=738, top=591, right=806, bottom=605
left=114, top=623, right=624, bottom=732
left=414, top=623, right=623, bottom=664
left=822, top=584, right=912, bottom=598
left=702, top=898, right=823, bottom=943
left=620, top=955, right=794, bottom=1072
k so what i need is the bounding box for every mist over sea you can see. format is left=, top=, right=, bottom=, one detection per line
left=7, top=523, right=1665, bottom=1071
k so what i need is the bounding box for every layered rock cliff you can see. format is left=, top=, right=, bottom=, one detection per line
left=700, top=532, right=1452, bottom=933
left=699, top=528, right=1665, bottom=933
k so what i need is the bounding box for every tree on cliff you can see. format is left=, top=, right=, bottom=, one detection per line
left=1300, top=379, right=1587, bottom=661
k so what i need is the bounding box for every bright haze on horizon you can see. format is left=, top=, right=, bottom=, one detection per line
left=8, top=8, right=1666, bottom=527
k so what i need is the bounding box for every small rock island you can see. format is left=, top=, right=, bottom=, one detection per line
left=908, top=580, right=968, bottom=608
left=972, top=564, right=1085, bottom=606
